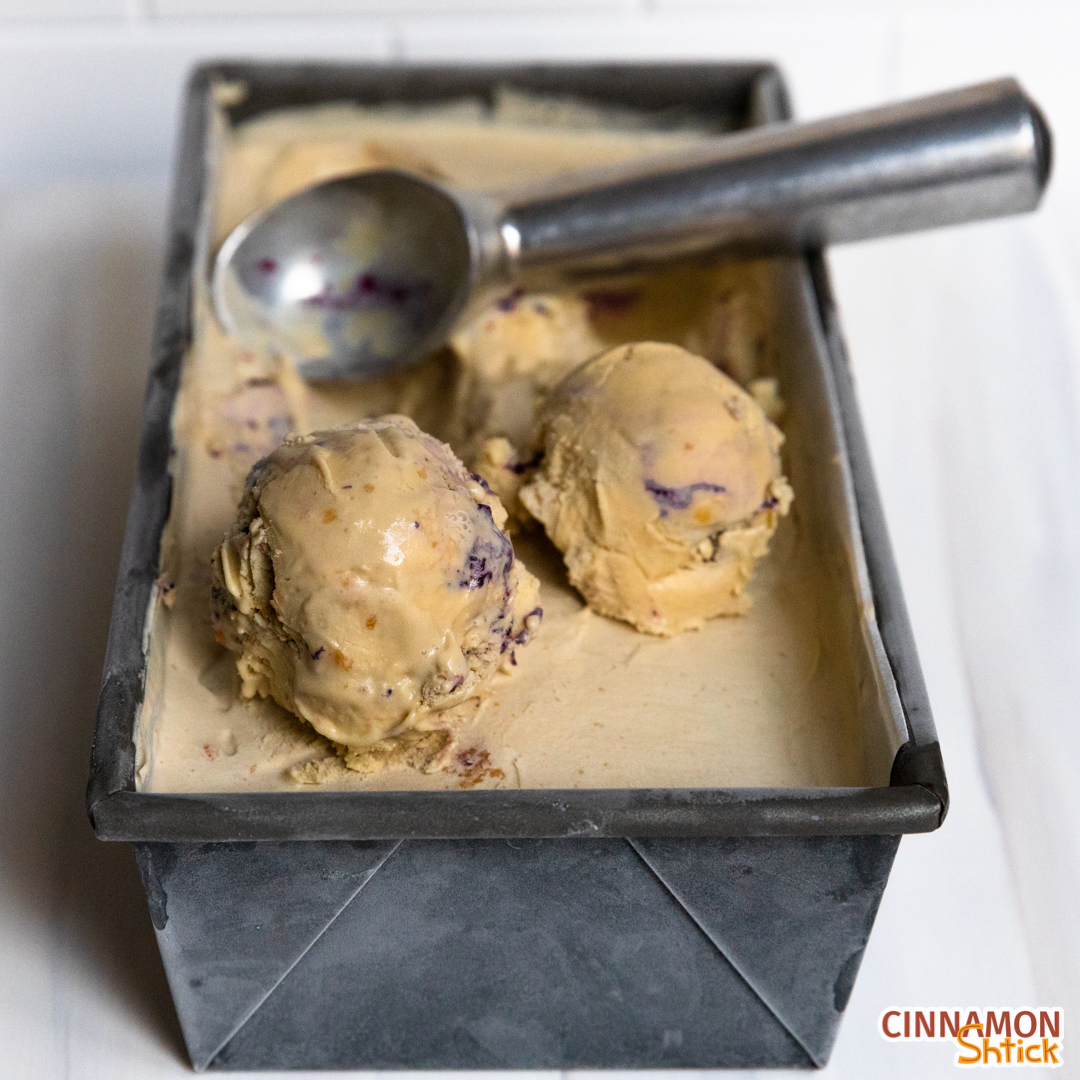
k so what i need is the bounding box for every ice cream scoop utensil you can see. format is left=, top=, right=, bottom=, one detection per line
left=213, top=77, right=1051, bottom=380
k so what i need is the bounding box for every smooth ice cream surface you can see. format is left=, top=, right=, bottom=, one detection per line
left=521, top=343, right=792, bottom=636
left=212, top=416, right=540, bottom=749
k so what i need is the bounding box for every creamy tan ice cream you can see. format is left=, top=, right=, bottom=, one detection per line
left=520, top=342, right=793, bottom=636
left=212, top=415, right=541, bottom=749
left=449, top=290, right=603, bottom=461
left=135, top=97, right=898, bottom=796
left=447, top=290, right=605, bottom=531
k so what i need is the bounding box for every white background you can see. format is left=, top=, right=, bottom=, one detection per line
left=1, top=1, right=1078, bottom=1077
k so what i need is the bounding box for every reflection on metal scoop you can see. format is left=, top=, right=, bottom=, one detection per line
left=214, top=172, right=473, bottom=380
left=213, top=78, right=1051, bottom=380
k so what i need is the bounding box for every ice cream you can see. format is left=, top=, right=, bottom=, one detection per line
left=446, top=289, right=604, bottom=530
left=520, top=342, right=793, bottom=636
left=134, top=95, right=893, bottom=796
left=449, top=290, right=603, bottom=459
left=211, top=415, right=541, bottom=752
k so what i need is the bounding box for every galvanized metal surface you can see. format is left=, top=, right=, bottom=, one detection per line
left=134, top=834, right=899, bottom=1070
left=95, top=784, right=941, bottom=843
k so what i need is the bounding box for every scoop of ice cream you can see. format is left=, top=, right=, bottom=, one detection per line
left=520, top=342, right=792, bottom=636
left=448, top=290, right=603, bottom=463
left=212, top=415, right=541, bottom=749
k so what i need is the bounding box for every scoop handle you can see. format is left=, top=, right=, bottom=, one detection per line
left=492, top=78, right=1051, bottom=279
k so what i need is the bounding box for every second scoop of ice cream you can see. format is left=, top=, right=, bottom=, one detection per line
left=212, top=415, right=541, bottom=749
left=520, top=342, right=792, bottom=636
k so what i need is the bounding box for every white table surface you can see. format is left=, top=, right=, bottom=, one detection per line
left=1, top=6, right=1078, bottom=1077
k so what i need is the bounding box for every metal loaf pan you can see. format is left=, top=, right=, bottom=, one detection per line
left=88, top=60, right=947, bottom=843
left=87, top=61, right=948, bottom=1071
